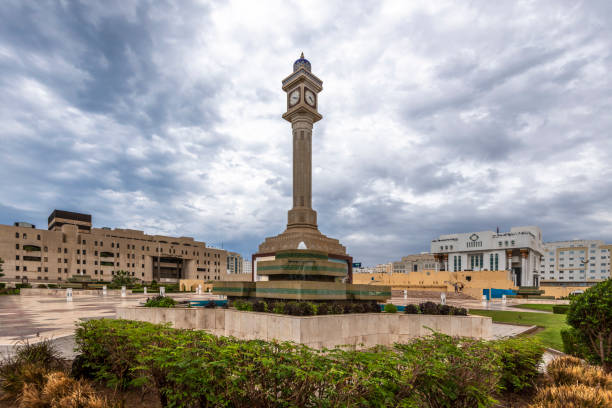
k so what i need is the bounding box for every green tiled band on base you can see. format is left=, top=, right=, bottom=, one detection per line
left=214, top=249, right=391, bottom=303
left=213, top=281, right=256, bottom=297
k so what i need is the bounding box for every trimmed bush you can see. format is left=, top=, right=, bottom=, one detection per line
left=552, top=305, right=569, bottom=314
left=405, top=304, right=420, bottom=314
left=316, top=302, right=330, bottom=315
left=204, top=300, right=216, bottom=309
left=565, top=279, right=612, bottom=371
left=272, top=301, right=285, bottom=314
left=143, top=295, right=176, bottom=308
left=561, top=327, right=594, bottom=360
left=384, top=303, right=398, bottom=313
left=420, top=301, right=440, bottom=315
left=330, top=302, right=344, bottom=315
left=252, top=300, right=267, bottom=312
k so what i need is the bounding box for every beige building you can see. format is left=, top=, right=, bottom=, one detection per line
left=226, top=252, right=244, bottom=274
left=0, top=210, right=227, bottom=285
left=393, top=253, right=437, bottom=273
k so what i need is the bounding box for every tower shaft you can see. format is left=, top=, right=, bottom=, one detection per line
left=287, top=115, right=317, bottom=229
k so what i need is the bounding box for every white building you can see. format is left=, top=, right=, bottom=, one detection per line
left=431, top=226, right=544, bottom=287
left=243, top=259, right=252, bottom=276
left=540, top=240, right=611, bottom=283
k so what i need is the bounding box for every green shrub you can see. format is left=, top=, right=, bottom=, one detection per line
left=0, top=283, right=5, bottom=289
left=143, top=296, right=176, bottom=308
left=561, top=327, right=594, bottom=360
left=565, top=279, right=612, bottom=371
left=271, top=301, right=285, bottom=314
left=395, top=334, right=501, bottom=407
left=16, top=283, right=31, bottom=289
left=552, top=305, right=569, bottom=314
left=384, top=303, right=398, bottom=313
left=77, top=320, right=538, bottom=407
left=232, top=299, right=253, bottom=311
left=495, top=337, right=544, bottom=392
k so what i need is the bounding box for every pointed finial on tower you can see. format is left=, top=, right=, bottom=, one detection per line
left=300, top=52, right=304, bottom=59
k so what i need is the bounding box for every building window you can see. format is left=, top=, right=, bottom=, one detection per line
left=37, top=234, right=41, bottom=240
left=15, top=255, right=19, bottom=260
left=15, top=266, right=19, bottom=271
left=23, top=266, right=27, bottom=271
left=15, top=232, right=19, bottom=238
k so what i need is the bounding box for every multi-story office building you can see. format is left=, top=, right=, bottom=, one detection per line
left=243, top=259, right=252, bottom=276
left=0, top=210, right=227, bottom=284
left=392, top=253, right=437, bottom=273
left=431, top=226, right=544, bottom=287
left=226, top=252, right=244, bottom=274
left=539, top=240, right=611, bottom=283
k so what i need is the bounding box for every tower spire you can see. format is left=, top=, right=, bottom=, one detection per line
left=300, top=52, right=304, bottom=59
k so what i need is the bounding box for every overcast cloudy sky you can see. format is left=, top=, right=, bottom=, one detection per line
left=1, top=1, right=611, bottom=265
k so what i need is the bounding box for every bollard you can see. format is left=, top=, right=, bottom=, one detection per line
left=403, top=289, right=407, bottom=299
left=481, top=294, right=488, bottom=306
left=160, top=286, right=165, bottom=297
left=102, top=285, right=107, bottom=296
left=121, top=286, right=126, bottom=298
left=440, top=292, right=446, bottom=305
left=144, top=286, right=147, bottom=295
left=502, top=294, right=507, bottom=304
left=66, top=288, right=73, bottom=302
left=198, top=284, right=202, bottom=295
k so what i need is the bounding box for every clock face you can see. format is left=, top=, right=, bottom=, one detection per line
left=289, top=89, right=300, bottom=106
left=305, top=90, right=316, bottom=107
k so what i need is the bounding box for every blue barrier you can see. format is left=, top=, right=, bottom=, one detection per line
left=483, top=288, right=516, bottom=299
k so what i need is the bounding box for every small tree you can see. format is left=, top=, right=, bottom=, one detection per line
left=0, top=257, right=4, bottom=277
left=566, top=279, right=612, bottom=372
left=110, top=270, right=137, bottom=288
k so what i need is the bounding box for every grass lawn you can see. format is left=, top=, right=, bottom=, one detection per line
left=512, top=303, right=555, bottom=312
left=469, top=309, right=569, bottom=350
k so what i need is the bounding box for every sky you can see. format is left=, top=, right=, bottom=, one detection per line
left=1, top=1, right=612, bottom=266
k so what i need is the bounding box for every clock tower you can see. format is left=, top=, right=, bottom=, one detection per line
left=256, top=54, right=348, bottom=257
left=282, top=53, right=322, bottom=230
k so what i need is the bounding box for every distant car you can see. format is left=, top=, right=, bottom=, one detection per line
left=570, top=290, right=584, bottom=295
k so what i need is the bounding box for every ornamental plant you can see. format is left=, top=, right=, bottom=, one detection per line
left=143, top=295, right=176, bottom=308
left=565, top=279, right=612, bottom=372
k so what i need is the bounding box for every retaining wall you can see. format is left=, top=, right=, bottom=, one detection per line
left=116, top=306, right=492, bottom=349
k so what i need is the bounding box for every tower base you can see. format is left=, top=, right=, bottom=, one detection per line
left=258, top=227, right=347, bottom=255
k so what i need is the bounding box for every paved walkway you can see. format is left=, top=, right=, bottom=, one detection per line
left=0, top=292, right=217, bottom=345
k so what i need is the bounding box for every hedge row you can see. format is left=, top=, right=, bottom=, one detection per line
left=233, top=299, right=381, bottom=316
left=74, top=319, right=544, bottom=408
left=552, top=304, right=569, bottom=314
left=405, top=301, right=468, bottom=316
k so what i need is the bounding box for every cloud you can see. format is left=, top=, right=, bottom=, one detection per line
left=1, top=0, right=611, bottom=265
